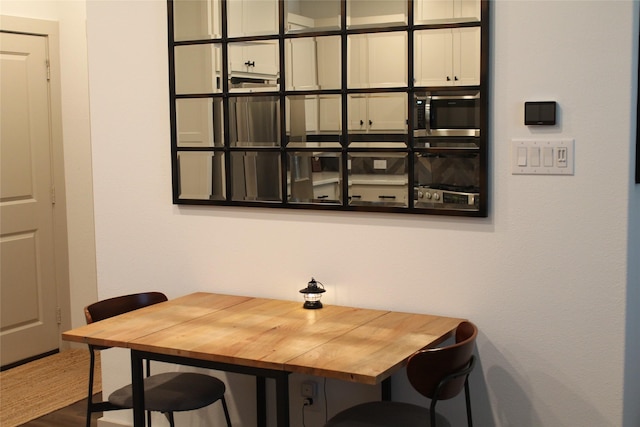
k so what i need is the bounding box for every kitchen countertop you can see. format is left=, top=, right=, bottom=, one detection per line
left=310, top=172, right=408, bottom=186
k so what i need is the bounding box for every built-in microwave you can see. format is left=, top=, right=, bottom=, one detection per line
left=414, top=91, right=480, bottom=137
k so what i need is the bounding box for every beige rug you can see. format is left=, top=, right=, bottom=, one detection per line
left=0, top=348, right=101, bottom=426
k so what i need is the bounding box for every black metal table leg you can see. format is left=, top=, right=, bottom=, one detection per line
left=257, top=376, right=266, bottom=427
left=129, top=350, right=292, bottom=427
left=275, top=373, right=290, bottom=427
left=131, top=350, right=146, bottom=427
left=382, top=377, right=392, bottom=401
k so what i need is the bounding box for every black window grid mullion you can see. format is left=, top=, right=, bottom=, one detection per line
left=167, top=0, right=180, bottom=203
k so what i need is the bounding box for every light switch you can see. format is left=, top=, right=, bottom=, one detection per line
left=543, top=147, right=554, bottom=167
left=517, top=147, right=527, bottom=166
left=512, top=139, right=574, bottom=175
left=530, top=147, right=540, bottom=167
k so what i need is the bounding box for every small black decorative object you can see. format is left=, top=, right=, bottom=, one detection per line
left=299, top=277, right=326, bottom=309
left=525, top=101, right=556, bottom=125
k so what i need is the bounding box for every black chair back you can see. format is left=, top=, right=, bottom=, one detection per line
left=406, top=321, right=477, bottom=400
left=85, top=292, right=167, bottom=324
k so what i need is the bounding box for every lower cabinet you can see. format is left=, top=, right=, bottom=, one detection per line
left=313, top=181, right=339, bottom=200
left=349, top=183, right=408, bottom=207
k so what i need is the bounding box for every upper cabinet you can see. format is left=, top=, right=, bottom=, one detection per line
left=285, top=37, right=318, bottom=91
left=229, top=40, right=279, bottom=79
left=348, top=32, right=408, bottom=89
left=315, top=36, right=341, bottom=90
left=173, top=0, right=221, bottom=41
left=347, top=0, right=408, bottom=29
left=169, top=0, right=489, bottom=217
left=348, top=93, right=407, bottom=134
left=415, top=0, right=481, bottom=24
left=226, top=0, right=279, bottom=81
left=227, top=0, right=278, bottom=37
left=414, top=27, right=480, bottom=87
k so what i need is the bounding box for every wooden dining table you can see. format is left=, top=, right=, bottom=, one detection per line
left=62, top=292, right=464, bottom=427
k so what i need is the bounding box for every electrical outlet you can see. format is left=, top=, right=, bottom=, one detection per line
left=556, top=146, right=568, bottom=167
left=301, top=380, right=317, bottom=398
left=373, top=159, right=387, bottom=170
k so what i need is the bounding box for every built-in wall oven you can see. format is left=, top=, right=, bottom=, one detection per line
left=414, top=90, right=480, bottom=137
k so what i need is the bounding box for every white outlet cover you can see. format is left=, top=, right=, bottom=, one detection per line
left=373, top=159, right=387, bottom=170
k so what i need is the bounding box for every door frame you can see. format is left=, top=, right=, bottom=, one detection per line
left=1, top=15, right=71, bottom=353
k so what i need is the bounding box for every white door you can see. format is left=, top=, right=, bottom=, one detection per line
left=0, top=31, right=60, bottom=366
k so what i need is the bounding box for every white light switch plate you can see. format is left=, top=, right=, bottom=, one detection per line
left=512, top=139, right=574, bottom=175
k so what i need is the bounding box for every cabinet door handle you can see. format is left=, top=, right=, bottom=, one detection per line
left=454, top=76, right=459, bottom=81
left=446, top=76, right=451, bottom=81
left=379, top=195, right=397, bottom=200
left=360, top=120, right=364, bottom=126
left=369, top=120, right=372, bottom=126
left=245, top=61, right=255, bottom=67
left=317, top=195, right=328, bottom=199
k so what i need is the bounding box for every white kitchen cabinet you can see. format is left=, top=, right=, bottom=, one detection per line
left=173, top=0, right=221, bottom=41
left=285, top=37, right=318, bottom=91
left=348, top=183, right=408, bottom=206
left=316, top=35, right=341, bottom=90
left=318, top=95, right=342, bottom=132
left=415, top=0, right=480, bottom=24
left=227, top=0, right=278, bottom=37
left=348, top=32, right=407, bottom=89
left=285, top=95, right=342, bottom=136
left=313, top=180, right=340, bottom=200
left=414, top=27, right=480, bottom=87
left=348, top=93, right=407, bottom=133
left=174, top=44, right=222, bottom=94
left=228, top=40, right=279, bottom=78
left=226, top=0, right=278, bottom=79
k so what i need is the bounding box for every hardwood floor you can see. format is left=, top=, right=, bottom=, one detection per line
left=18, top=396, right=102, bottom=427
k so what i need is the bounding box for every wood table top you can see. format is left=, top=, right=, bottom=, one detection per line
left=63, top=292, right=464, bottom=385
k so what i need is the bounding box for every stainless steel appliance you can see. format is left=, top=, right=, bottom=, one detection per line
left=229, top=81, right=282, bottom=201
left=414, top=91, right=480, bottom=137
left=414, top=184, right=479, bottom=208
left=413, top=150, right=480, bottom=210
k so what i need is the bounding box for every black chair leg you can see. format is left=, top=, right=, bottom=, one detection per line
left=221, top=396, right=232, bottom=427
left=464, top=378, right=473, bottom=427
left=164, top=412, right=175, bottom=427
left=86, top=348, right=97, bottom=427
left=429, top=398, right=438, bottom=427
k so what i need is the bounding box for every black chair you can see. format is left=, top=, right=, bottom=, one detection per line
left=84, top=292, right=232, bottom=427
left=324, top=321, right=478, bottom=427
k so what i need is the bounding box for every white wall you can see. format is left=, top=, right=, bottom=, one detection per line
left=0, top=1, right=98, bottom=330
left=85, top=0, right=639, bottom=426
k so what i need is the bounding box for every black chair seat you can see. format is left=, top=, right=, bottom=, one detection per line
left=84, top=292, right=232, bottom=427
left=325, top=401, right=450, bottom=427
left=109, top=372, right=227, bottom=412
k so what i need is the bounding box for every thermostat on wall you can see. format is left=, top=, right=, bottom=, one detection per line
left=525, top=101, right=556, bottom=125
